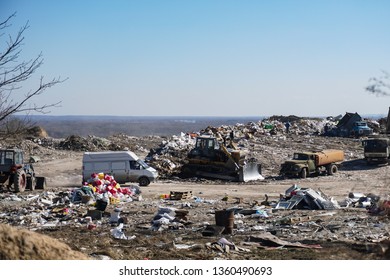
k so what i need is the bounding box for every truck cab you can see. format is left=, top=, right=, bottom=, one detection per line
left=351, top=121, right=373, bottom=137
left=280, top=152, right=317, bottom=178
left=362, top=137, right=390, bottom=164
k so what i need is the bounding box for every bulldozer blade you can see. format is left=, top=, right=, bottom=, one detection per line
left=239, top=163, right=264, bottom=182
left=35, top=176, right=46, bottom=189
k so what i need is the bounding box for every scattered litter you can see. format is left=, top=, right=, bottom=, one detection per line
left=206, top=238, right=250, bottom=253
left=110, top=223, right=135, bottom=240
left=248, top=232, right=322, bottom=249
left=151, top=207, right=188, bottom=231
left=173, top=243, right=202, bottom=250
left=109, top=207, right=122, bottom=224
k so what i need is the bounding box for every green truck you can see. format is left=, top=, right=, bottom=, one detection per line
left=280, top=149, right=345, bottom=179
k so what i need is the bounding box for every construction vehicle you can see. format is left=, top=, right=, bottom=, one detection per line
left=180, top=135, right=263, bottom=182
left=0, top=148, right=44, bottom=192
left=280, top=149, right=345, bottom=179
left=327, top=112, right=373, bottom=137
left=362, top=137, right=390, bottom=165
left=348, top=121, right=373, bottom=137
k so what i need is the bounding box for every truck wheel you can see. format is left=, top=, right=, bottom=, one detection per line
left=13, top=169, right=27, bottom=193
left=327, top=164, right=338, bottom=175
left=300, top=168, right=307, bottom=179
left=138, top=177, right=150, bottom=186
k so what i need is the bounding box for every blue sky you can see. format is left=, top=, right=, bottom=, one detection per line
left=1, top=0, right=389, bottom=117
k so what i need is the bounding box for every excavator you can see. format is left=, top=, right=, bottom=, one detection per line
left=180, top=135, right=263, bottom=182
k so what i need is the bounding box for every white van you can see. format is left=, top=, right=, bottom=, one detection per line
left=82, top=151, right=158, bottom=186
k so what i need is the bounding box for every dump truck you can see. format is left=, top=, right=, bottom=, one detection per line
left=180, top=135, right=263, bottom=182
left=0, top=148, right=45, bottom=192
left=280, top=149, right=345, bottom=179
left=349, top=121, right=373, bottom=137
left=328, top=112, right=373, bottom=137
left=362, top=137, right=390, bottom=165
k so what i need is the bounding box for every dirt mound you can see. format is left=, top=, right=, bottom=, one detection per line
left=0, top=224, right=90, bottom=260
left=27, top=126, right=49, bottom=138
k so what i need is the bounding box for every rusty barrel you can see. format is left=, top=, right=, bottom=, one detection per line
left=215, top=209, right=234, bottom=234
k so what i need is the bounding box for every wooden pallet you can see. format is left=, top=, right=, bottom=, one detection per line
left=170, top=191, right=192, bottom=200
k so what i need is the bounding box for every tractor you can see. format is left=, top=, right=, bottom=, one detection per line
left=0, top=148, right=41, bottom=192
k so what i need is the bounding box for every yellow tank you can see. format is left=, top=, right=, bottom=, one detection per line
left=315, top=150, right=344, bottom=166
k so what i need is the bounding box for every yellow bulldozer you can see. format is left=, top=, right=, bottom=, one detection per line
left=180, top=135, right=263, bottom=182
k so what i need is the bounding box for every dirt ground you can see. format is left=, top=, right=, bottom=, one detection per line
left=1, top=132, right=390, bottom=260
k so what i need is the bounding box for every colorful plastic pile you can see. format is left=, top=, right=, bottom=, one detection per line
left=76, top=172, right=141, bottom=204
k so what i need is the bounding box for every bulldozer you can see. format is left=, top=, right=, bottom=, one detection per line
left=0, top=148, right=45, bottom=193
left=180, top=135, right=263, bottom=182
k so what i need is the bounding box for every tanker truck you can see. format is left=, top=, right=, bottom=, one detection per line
left=280, top=149, right=344, bottom=179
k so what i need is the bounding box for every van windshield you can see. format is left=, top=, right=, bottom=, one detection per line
left=137, top=159, right=149, bottom=169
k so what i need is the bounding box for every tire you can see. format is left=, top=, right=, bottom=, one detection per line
left=13, top=169, right=27, bottom=193
left=138, top=176, right=150, bottom=186
left=27, top=176, right=36, bottom=191
left=300, top=168, right=307, bottom=179
left=327, top=164, right=338, bottom=175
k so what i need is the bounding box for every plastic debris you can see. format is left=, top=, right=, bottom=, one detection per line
left=276, top=185, right=339, bottom=210
left=110, top=223, right=135, bottom=240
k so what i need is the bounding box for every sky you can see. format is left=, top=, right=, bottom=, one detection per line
left=1, top=0, right=390, bottom=117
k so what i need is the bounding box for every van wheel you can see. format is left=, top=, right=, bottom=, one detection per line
left=139, top=177, right=150, bottom=186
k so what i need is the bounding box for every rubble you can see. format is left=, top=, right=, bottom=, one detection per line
left=275, top=184, right=339, bottom=210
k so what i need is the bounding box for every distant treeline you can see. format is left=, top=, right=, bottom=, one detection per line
left=21, top=115, right=267, bottom=138
left=17, top=114, right=384, bottom=138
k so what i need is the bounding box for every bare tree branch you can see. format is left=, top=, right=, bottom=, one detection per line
left=0, top=13, right=66, bottom=139
left=366, top=70, right=390, bottom=97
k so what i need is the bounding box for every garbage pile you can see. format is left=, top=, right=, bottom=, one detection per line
left=146, top=133, right=195, bottom=178
left=338, top=191, right=390, bottom=216
left=151, top=206, right=189, bottom=231
left=22, top=134, right=158, bottom=157
left=275, top=184, right=339, bottom=210
left=58, top=135, right=112, bottom=151
left=339, top=192, right=381, bottom=208
left=274, top=184, right=390, bottom=215
left=76, top=172, right=142, bottom=205
left=0, top=173, right=142, bottom=230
